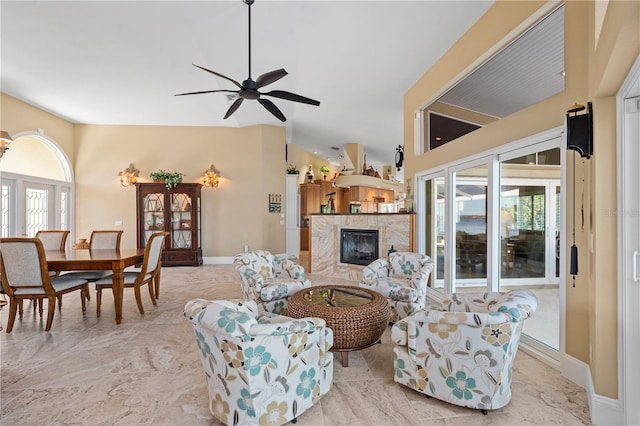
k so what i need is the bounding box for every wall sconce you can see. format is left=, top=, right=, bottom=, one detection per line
left=203, top=164, right=220, bottom=188
left=119, top=163, right=140, bottom=187
left=0, top=130, right=13, bottom=158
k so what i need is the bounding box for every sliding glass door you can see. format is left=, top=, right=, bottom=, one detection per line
left=423, top=175, right=446, bottom=294
left=418, top=137, right=562, bottom=354
left=453, top=164, right=488, bottom=290
left=499, top=148, right=560, bottom=350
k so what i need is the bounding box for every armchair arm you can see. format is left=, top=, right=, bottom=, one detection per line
left=235, top=265, right=266, bottom=292
left=362, top=258, right=389, bottom=280
left=409, top=270, right=429, bottom=290
left=184, top=298, right=259, bottom=337
left=249, top=317, right=327, bottom=336
left=441, top=292, right=494, bottom=312
left=409, top=307, right=511, bottom=327
left=273, top=256, right=305, bottom=279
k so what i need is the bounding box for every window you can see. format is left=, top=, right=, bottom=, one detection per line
left=0, top=133, right=74, bottom=239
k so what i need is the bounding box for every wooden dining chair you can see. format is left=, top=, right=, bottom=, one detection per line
left=94, top=232, right=167, bottom=316
left=61, top=230, right=124, bottom=301
left=32, top=230, right=71, bottom=315
left=0, top=238, right=88, bottom=333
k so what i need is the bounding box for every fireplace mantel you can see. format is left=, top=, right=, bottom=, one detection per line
left=309, top=213, right=414, bottom=280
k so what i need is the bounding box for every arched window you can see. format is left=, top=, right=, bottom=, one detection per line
left=0, top=132, right=74, bottom=241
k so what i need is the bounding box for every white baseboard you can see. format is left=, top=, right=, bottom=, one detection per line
left=561, top=354, right=623, bottom=425
left=561, top=353, right=588, bottom=388
left=202, top=256, right=233, bottom=264
left=201, top=254, right=298, bottom=264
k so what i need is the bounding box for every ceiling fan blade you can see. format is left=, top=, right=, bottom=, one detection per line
left=175, top=89, right=238, bottom=97
left=192, top=64, right=243, bottom=89
left=255, top=68, right=288, bottom=88
left=224, top=98, right=244, bottom=119
left=263, top=90, right=320, bottom=106
left=258, top=98, right=286, bottom=122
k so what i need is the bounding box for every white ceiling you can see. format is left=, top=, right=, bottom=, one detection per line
left=1, top=0, right=494, bottom=167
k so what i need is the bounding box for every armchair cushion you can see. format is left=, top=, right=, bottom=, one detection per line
left=389, top=251, right=428, bottom=278
left=273, top=255, right=305, bottom=280
left=362, top=258, right=389, bottom=280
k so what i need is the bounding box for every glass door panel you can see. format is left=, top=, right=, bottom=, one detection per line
left=454, top=165, right=488, bottom=291
left=500, top=147, right=560, bottom=351
left=500, top=185, right=546, bottom=278
left=171, top=192, right=192, bottom=249
left=142, top=192, right=164, bottom=246
left=25, top=182, right=54, bottom=237
left=1, top=181, right=13, bottom=237
left=425, top=176, right=445, bottom=294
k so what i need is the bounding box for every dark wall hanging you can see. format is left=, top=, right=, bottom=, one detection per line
left=566, top=101, right=593, bottom=159
left=566, top=101, right=593, bottom=287
left=395, top=145, right=404, bottom=170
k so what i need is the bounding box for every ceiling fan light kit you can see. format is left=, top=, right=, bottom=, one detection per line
left=175, top=0, right=320, bottom=122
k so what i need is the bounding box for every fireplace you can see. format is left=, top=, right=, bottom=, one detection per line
left=340, top=229, right=379, bottom=266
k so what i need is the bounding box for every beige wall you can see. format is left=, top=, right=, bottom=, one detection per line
left=286, top=143, right=336, bottom=183
left=2, top=92, right=291, bottom=257
left=1, top=93, right=76, bottom=166
left=73, top=123, right=288, bottom=257
left=404, top=0, right=639, bottom=398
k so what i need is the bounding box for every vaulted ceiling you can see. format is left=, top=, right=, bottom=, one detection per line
left=1, top=1, right=494, bottom=167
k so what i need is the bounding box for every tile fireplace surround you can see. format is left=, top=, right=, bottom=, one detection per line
left=310, top=213, right=414, bottom=279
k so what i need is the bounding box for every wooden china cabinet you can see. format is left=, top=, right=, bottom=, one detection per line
left=135, top=182, right=203, bottom=266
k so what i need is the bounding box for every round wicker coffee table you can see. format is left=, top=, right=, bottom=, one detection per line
left=287, top=285, right=390, bottom=367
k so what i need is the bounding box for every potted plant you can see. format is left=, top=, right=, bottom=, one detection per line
left=150, top=170, right=185, bottom=189
left=286, top=164, right=300, bottom=174
left=320, top=165, right=330, bottom=180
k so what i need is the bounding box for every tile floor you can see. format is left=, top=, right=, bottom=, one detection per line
left=0, top=265, right=591, bottom=425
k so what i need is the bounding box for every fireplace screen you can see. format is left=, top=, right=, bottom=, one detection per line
left=340, top=229, right=379, bottom=266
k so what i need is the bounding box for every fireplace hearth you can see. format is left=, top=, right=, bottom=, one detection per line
left=340, top=229, right=379, bottom=266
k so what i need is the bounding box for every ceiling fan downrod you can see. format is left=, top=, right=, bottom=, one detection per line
left=244, top=0, right=255, bottom=80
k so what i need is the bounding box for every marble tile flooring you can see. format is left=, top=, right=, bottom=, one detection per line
left=0, top=265, right=591, bottom=425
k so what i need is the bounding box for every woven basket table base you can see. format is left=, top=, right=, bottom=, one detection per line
left=287, top=285, right=390, bottom=367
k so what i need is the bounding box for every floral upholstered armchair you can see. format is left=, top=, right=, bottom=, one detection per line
left=233, top=250, right=311, bottom=314
left=391, top=290, right=537, bottom=413
left=184, top=298, right=334, bottom=426
left=359, top=251, right=434, bottom=322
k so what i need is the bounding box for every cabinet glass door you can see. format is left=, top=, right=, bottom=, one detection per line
left=142, top=192, right=164, bottom=246
left=170, top=192, right=192, bottom=249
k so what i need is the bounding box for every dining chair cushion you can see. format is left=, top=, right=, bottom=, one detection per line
left=13, top=275, right=89, bottom=295
left=95, top=272, right=153, bottom=286
left=63, top=270, right=112, bottom=281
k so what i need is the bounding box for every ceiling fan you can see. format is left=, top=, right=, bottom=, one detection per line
left=175, top=0, right=320, bottom=122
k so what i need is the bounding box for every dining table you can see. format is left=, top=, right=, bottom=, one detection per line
left=45, top=248, right=146, bottom=324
